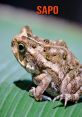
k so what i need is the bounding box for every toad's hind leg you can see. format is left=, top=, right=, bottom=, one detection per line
left=53, top=87, right=82, bottom=106
left=53, top=93, right=79, bottom=106
left=53, top=75, right=82, bottom=106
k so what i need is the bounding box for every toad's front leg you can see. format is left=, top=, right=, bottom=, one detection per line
left=29, top=73, right=52, bottom=101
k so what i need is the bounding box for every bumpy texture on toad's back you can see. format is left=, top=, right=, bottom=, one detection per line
left=11, top=26, right=82, bottom=106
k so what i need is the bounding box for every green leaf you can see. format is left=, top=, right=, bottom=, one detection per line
left=0, top=5, right=82, bottom=117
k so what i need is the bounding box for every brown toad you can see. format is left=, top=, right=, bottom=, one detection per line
left=11, top=26, right=82, bottom=106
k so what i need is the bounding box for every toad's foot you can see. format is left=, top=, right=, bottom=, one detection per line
left=29, top=87, right=52, bottom=101
left=53, top=93, right=79, bottom=106
left=42, top=95, right=52, bottom=101
left=29, top=87, right=36, bottom=97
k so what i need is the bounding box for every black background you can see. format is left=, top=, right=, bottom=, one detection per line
left=0, top=0, right=82, bottom=24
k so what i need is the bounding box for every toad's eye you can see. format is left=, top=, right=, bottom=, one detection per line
left=18, top=43, right=25, bottom=53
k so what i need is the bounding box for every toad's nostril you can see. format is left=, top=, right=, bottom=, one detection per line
left=11, top=41, right=14, bottom=47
